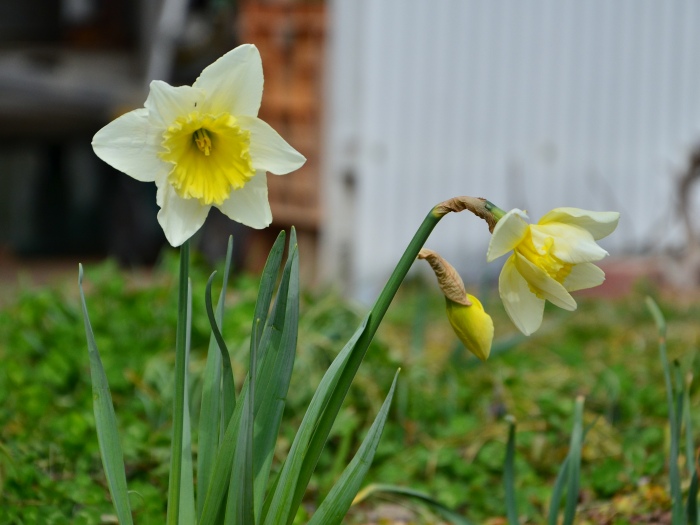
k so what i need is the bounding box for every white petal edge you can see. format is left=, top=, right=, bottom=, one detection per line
left=157, top=184, right=211, bottom=246
left=194, top=44, right=264, bottom=117
left=216, top=171, right=272, bottom=229
left=237, top=116, right=306, bottom=175
left=538, top=207, right=620, bottom=240
left=92, top=108, right=167, bottom=182
left=499, top=255, right=545, bottom=336
left=564, top=262, right=605, bottom=292
left=530, top=223, right=609, bottom=264
left=144, top=81, right=205, bottom=129
left=487, top=209, right=529, bottom=262
left=514, top=252, right=577, bottom=311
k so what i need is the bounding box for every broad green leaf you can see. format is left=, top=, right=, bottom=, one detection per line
left=197, top=236, right=234, bottom=519
left=78, top=264, right=133, bottom=525
left=261, top=315, right=369, bottom=525
left=547, top=456, right=569, bottom=525
left=253, top=233, right=300, bottom=516
left=252, top=231, right=287, bottom=350
left=167, top=240, right=190, bottom=525
left=353, top=484, right=473, bottom=525
left=200, top=233, right=288, bottom=524
left=307, top=370, right=399, bottom=525
left=205, top=271, right=236, bottom=429
left=179, top=280, right=195, bottom=524
left=225, top=318, right=259, bottom=525
left=688, top=469, right=698, bottom=525
left=504, top=416, right=518, bottom=525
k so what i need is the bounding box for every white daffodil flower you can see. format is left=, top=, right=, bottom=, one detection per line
left=487, top=207, right=620, bottom=336
left=92, top=44, right=306, bottom=246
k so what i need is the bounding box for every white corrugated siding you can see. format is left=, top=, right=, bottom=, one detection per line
left=322, top=0, right=700, bottom=300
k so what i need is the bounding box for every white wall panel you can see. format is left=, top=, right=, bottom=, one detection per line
left=323, top=0, right=700, bottom=300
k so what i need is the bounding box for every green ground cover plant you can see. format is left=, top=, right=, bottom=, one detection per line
left=0, top=251, right=697, bottom=524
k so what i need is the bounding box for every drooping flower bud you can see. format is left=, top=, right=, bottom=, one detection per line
left=418, top=248, right=494, bottom=361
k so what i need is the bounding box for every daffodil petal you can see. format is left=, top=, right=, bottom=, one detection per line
left=236, top=116, right=306, bottom=175
left=487, top=209, right=529, bottom=262
left=538, top=207, right=620, bottom=240
left=194, top=44, right=263, bottom=117
left=514, top=252, right=577, bottom=311
left=530, top=223, right=609, bottom=263
left=92, top=108, right=165, bottom=182
left=564, top=262, right=605, bottom=292
left=145, top=80, right=205, bottom=128
left=217, top=171, right=272, bottom=229
left=157, top=183, right=211, bottom=246
left=499, top=255, right=545, bottom=335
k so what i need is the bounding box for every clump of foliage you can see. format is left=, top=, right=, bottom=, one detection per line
left=1, top=255, right=698, bottom=523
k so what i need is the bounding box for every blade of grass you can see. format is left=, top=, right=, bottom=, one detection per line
left=684, top=373, right=695, bottom=480
left=261, top=315, right=370, bottom=525
left=562, top=396, right=585, bottom=525
left=548, top=415, right=597, bottom=525
left=198, top=236, right=234, bottom=519
left=352, top=484, right=473, bottom=525
left=179, top=279, right=195, bottom=524
left=78, top=264, right=134, bottom=525
left=307, top=370, right=400, bottom=525
left=646, top=297, right=683, bottom=524
left=166, top=239, right=190, bottom=525
left=504, top=415, right=518, bottom=525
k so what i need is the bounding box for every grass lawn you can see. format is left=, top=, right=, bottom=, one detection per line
left=0, top=253, right=697, bottom=524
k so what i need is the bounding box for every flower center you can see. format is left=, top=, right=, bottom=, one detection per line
left=193, top=129, right=212, bottom=156
left=159, top=112, right=254, bottom=206
left=517, top=231, right=573, bottom=294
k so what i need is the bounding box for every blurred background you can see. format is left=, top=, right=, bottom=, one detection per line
left=1, top=0, right=700, bottom=298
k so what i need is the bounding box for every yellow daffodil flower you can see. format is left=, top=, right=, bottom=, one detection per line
left=487, top=207, right=619, bottom=335
left=418, top=248, right=493, bottom=360
left=92, top=44, right=305, bottom=246
left=446, top=294, right=494, bottom=361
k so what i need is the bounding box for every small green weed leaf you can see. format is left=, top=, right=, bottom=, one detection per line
left=307, top=370, right=399, bottom=525
left=78, top=264, right=133, bottom=525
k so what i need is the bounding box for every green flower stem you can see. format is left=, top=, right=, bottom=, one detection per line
left=167, top=240, right=190, bottom=525
left=484, top=200, right=507, bottom=221
left=293, top=205, right=452, bottom=517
